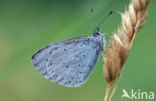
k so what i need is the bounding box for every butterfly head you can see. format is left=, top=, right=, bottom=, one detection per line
left=93, top=28, right=102, bottom=36
left=92, top=28, right=106, bottom=51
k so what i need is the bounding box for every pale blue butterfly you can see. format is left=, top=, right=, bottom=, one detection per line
left=31, top=28, right=106, bottom=87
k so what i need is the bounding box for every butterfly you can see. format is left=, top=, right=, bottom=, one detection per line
left=31, top=28, right=106, bottom=87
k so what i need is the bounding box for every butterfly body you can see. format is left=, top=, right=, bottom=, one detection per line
left=32, top=29, right=106, bottom=87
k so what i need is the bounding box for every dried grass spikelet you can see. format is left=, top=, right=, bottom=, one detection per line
left=103, top=0, right=151, bottom=101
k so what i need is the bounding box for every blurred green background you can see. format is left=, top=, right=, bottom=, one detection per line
left=0, top=0, right=156, bottom=101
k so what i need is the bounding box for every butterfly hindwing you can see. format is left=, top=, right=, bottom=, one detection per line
left=32, top=36, right=101, bottom=87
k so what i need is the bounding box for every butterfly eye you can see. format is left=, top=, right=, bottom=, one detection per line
left=93, top=32, right=100, bottom=36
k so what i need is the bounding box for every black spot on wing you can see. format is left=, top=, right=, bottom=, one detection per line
left=55, top=47, right=58, bottom=50
left=66, top=65, right=69, bottom=68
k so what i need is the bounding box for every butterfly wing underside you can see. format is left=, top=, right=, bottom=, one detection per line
left=32, top=37, right=100, bottom=87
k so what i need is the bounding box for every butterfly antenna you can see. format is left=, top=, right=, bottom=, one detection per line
left=97, top=10, right=114, bottom=28
left=91, top=8, right=94, bottom=32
